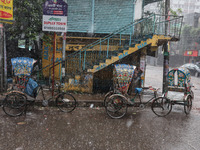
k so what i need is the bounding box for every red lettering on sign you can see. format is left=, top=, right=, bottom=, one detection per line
left=56, top=22, right=66, bottom=25
left=1, top=0, right=11, bottom=4
left=53, top=10, right=63, bottom=15
left=0, top=10, right=12, bottom=18
left=44, top=21, right=56, bottom=25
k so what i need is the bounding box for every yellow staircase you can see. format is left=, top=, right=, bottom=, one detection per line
left=87, top=35, right=171, bottom=73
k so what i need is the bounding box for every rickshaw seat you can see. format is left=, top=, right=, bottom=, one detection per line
left=135, top=88, right=142, bottom=94
left=166, top=91, right=185, bottom=101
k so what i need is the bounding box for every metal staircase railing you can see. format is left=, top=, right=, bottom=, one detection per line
left=37, top=14, right=183, bottom=82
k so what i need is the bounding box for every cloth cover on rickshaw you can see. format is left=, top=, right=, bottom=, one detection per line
left=11, top=57, right=36, bottom=76
left=11, top=57, right=38, bottom=96
left=113, top=64, right=135, bottom=94
left=166, top=67, right=191, bottom=100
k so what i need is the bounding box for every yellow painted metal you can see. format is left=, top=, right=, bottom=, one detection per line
left=63, top=75, right=93, bottom=93
left=88, top=35, right=172, bottom=73
left=42, top=42, right=62, bottom=80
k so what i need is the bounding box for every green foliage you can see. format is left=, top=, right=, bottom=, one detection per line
left=5, top=0, right=46, bottom=41
left=157, top=2, right=183, bottom=16
left=41, top=33, right=54, bottom=47
left=170, top=8, right=183, bottom=16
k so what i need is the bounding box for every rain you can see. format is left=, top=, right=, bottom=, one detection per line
left=0, top=0, right=200, bottom=150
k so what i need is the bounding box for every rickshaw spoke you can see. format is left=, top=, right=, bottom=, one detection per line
left=105, top=94, right=127, bottom=119
left=151, top=97, right=172, bottom=117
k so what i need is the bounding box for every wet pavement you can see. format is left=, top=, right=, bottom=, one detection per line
left=0, top=65, right=200, bottom=150
left=1, top=106, right=200, bottom=150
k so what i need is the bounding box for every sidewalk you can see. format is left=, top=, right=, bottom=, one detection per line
left=0, top=91, right=155, bottom=108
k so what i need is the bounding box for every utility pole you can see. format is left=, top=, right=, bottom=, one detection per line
left=0, top=23, right=7, bottom=92
left=0, top=24, right=3, bottom=92
left=162, top=0, right=170, bottom=93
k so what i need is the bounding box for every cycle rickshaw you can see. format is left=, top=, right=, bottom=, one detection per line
left=104, top=64, right=159, bottom=119
left=151, top=67, right=194, bottom=117
left=2, top=57, right=76, bottom=117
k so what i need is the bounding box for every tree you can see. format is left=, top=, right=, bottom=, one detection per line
left=5, top=0, right=46, bottom=60
left=170, top=8, right=182, bottom=16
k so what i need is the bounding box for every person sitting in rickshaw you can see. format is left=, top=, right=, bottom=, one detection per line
left=128, top=64, right=143, bottom=95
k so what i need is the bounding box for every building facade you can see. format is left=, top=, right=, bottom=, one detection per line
left=42, top=0, right=181, bottom=93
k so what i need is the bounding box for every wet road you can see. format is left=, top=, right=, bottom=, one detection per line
left=0, top=65, right=200, bottom=150
left=1, top=107, right=200, bottom=150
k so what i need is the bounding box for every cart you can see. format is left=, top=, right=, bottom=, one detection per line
left=10, top=57, right=36, bottom=90
left=104, top=64, right=159, bottom=119
left=151, top=67, right=194, bottom=117
left=3, top=57, right=77, bottom=117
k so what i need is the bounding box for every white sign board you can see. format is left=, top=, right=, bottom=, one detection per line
left=42, top=15, right=67, bottom=32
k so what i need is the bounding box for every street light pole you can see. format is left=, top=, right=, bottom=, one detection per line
left=162, top=0, right=170, bottom=93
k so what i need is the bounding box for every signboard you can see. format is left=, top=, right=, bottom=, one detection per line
left=42, top=0, right=68, bottom=32
left=184, top=50, right=198, bottom=57
left=0, top=0, right=13, bottom=23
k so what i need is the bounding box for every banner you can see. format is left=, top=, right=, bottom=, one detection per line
left=0, top=0, right=13, bottom=23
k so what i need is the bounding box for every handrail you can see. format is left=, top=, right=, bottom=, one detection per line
left=35, top=14, right=183, bottom=82
left=34, top=15, right=153, bottom=74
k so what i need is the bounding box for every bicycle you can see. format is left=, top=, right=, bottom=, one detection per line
left=104, top=86, right=159, bottom=119
left=2, top=78, right=77, bottom=117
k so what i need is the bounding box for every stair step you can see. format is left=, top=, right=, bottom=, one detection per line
left=111, top=56, right=119, bottom=61
left=105, top=59, right=112, bottom=64
left=118, top=53, right=123, bottom=56
left=87, top=69, right=93, bottom=72
left=93, top=65, right=99, bottom=70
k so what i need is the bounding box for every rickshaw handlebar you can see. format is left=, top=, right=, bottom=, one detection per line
left=142, top=86, right=160, bottom=92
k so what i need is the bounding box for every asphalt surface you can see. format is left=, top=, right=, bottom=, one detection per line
left=0, top=65, right=200, bottom=150
left=1, top=106, right=200, bottom=150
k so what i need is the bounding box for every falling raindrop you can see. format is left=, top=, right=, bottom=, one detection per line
left=90, top=104, right=94, bottom=108
left=126, top=120, right=134, bottom=128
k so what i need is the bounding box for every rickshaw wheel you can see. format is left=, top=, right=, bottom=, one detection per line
left=104, top=91, right=114, bottom=108
left=190, top=90, right=194, bottom=100
left=184, top=95, right=192, bottom=115
left=2, top=92, right=27, bottom=117
left=56, top=93, right=77, bottom=113
left=105, top=94, right=127, bottom=119
left=151, top=97, right=172, bottom=117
